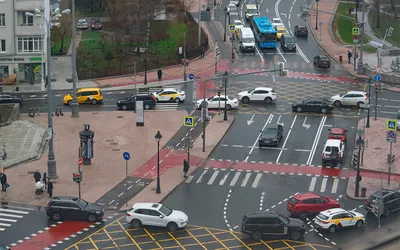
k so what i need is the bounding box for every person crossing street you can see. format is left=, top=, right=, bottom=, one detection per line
left=183, top=159, right=189, bottom=178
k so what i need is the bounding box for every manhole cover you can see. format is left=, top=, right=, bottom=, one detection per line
left=110, top=142, right=118, bottom=145
left=117, top=116, right=124, bottom=118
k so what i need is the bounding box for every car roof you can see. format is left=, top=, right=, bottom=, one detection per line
left=272, top=18, right=281, bottom=21
left=294, top=192, right=320, bottom=200
left=212, top=95, right=229, bottom=99
left=245, top=211, right=279, bottom=218
left=132, top=203, right=161, bottom=209
left=255, top=87, right=273, bottom=91
left=78, top=88, right=101, bottom=92
left=318, top=55, right=329, bottom=59
left=161, top=88, right=179, bottom=92
left=78, top=19, right=87, bottom=22
left=325, top=139, right=342, bottom=146
left=283, top=34, right=294, bottom=38
left=265, top=123, right=279, bottom=129
left=320, top=208, right=347, bottom=217
left=50, top=196, right=79, bottom=202
left=347, top=91, right=366, bottom=95
left=372, top=189, right=396, bottom=197
left=296, top=25, right=307, bottom=28
left=330, top=127, right=345, bottom=134
left=277, top=27, right=286, bottom=30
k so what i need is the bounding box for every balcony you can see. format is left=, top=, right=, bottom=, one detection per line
left=14, top=0, right=44, bottom=11
left=15, top=23, right=44, bottom=36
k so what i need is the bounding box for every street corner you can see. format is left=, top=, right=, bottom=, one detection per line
left=345, top=176, right=400, bottom=200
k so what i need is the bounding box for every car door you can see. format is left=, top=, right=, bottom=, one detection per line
left=208, top=97, right=219, bottom=108
left=127, top=97, right=136, bottom=109
left=55, top=202, right=72, bottom=219
left=278, top=125, right=283, bottom=140
left=0, top=95, right=11, bottom=103
left=67, top=202, right=85, bottom=220
left=314, top=56, right=319, bottom=64
left=340, top=94, right=353, bottom=106
left=339, top=212, right=353, bottom=227
left=314, top=198, right=328, bottom=212
left=302, top=198, right=317, bottom=213
left=384, top=194, right=396, bottom=212
left=148, top=209, right=166, bottom=227
left=262, top=218, right=284, bottom=235
left=251, top=90, right=263, bottom=101
left=302, top=100, right=314, bottom=112
left=313, top=100, right=323, bottom=112
left=158, top=91, right=168, bottom=102
left=134, top=209, right=152, bottom=225
left=393, top=193, right=400, bottom=211
left=76, top=92, right=84, bottom=103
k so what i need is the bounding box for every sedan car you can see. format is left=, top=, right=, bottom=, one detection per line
left=276, top=27, right=288, bottom=40
left=314, top=55, right=331, bottom=68
left=331, top=91, right=368, bottom=107
left=234, top=20, right=244, bottom=36
left=259, top=123, right=283, bottom=147
left=229, top=13, right=240, bottom=23
left=0, top=94, right=23, bottom=104
left=328, top=127, right=348, bottom=142
left=272, top=18, right=283, bottom=29
left=196, top=95, right=238, bottom=110
left=77, top=19, right=88, bottom=30
left=126, top=203, right=188, bottom=231
left=152, top=88, right=185, bottom=103
left=90, top=17, right=102, bottom=30
left=292, top=98, right=334, bottom=114
left=287, top=192, right=340, bottom=219
left=294, top=25, right=308, bottom=37
left=227, top=3, right=237, bottom=13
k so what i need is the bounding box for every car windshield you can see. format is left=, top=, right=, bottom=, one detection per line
left=279, top=215, right=289, bottom=224
left=289, top=197, right=299, bottom=204
left=159, top=205, right=173, bottom=216
left=247, top=9, right=258, bottom=14
left=156, top=90, right=164, bottom=94
left=317, top=213, right=329, bottom=220
left=242, top=38, right=255, bottom=43
left=263, top=127, right=277, bottom=135
left=330, top=133, right=343, bottom=136
left=285, top=37, right=295, bottom=43
left=77, top=199, right=88, bottom=208
left=277, top=29, right=286, bottom=34
left=321, top=196, right=329, bottom=202
left=273, top=20, right=281, bottom=24
left=235, top=21, right=243, bottom=26
left=320, top=56, right=329, bottom=60
left=367, top=194, right=379, bottom=203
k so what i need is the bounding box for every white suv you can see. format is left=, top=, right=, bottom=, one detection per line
left=126, top=203, right=188, bottom=231
left=314, top=208, right=365, bottom=233
left=322, top=139, right=345, bottom=165
left=331, top=91, right=368, bottom=107
left=238, top=87, right=276, bottom=104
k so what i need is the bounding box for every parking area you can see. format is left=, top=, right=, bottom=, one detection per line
left=66, top=217, right=332, bottom=250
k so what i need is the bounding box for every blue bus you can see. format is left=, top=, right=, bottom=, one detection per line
left=251, top=17, right=277, bottom=49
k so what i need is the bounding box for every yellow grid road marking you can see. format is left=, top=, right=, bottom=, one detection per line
left=168, top=232, right=186, bottom=249
left=283, top=240, right=295, bottom=250
left=104, top=228, right=120, bottom=249
left=229, top=231, right=251, bottom=249
left=261, top=239, right=274, bottom=250
left=183, top=227, right=207, bottom=249
left=117, top=220, right=142, bottom=250
left=143, top=227, right=164, bottom=249
left=204, top=228, right=229, bottom=250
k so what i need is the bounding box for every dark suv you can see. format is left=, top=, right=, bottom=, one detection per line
left=90, top=17, right=102, bottom=30
left=365, top=189, right=400, bottom=217
left=241, top=211, right=306, bottom=241
left=46, top=196, right=104, bottom=222
left=117, top=93, right=157, bottom=110
left=294, top=25, right=308, bottom=37
left=281, top=34, right=296, bottom=52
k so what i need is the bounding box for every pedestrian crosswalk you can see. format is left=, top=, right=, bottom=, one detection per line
left=185, top=168, right=347, bottom=194
left=0, top=206, right=33, bottom=232
left=235, top=61, right=341, bottom=71
left=153, top=103, right=178, bottom=111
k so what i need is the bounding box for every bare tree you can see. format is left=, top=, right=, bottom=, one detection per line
left=53, top=15, right=72, bottom=54
left=374, top=0, right=381, bottom=28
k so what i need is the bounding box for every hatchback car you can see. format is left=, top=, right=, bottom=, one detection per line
left=328, top=127, right=348, bottom=143
left=90, top=17, right=102, bottom=30
left=287, top=192, right=340, bottom=219
left=117, top=93, right=157, bottom=110
left=276, top=27, right=288, bottom=40
left=292, top=98, right=333, bottom=114
left=271, top=18, right=283, bottom=29
left=294, top=25, right=308, bottom=37
left=77, top=19, right=88, bottom=30
left=314, top=55, right=331, bottom=68
left=364, top=189, right=400, bottom=217
left=152, top=88, right=185, bottom=103
left=314, top=208, right=365, bottom=233
left=126, top=203, right=188, bottom=231
left=0, top=94, right=23, bottom=104
left=46, top=196, right=104, bottom=222
left=259, top=123, right=283, bottom=147
left=196, top=95, right=238, bottom=110
left=241, top=211, right=306, bottom=241
left=63, top=88, right=103, bottom=105
left=238, top=87, right=276, bottom=104
left=331, top=91, right=368, bottom=107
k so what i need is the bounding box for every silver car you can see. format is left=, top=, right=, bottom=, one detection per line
left=77, top=19, right=88, bottom=30
left=331, top=91, right=368, bottom=107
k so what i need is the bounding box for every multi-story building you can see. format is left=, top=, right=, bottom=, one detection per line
left=0, top=0, right=52, bottom=85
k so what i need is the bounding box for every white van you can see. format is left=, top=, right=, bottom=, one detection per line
left=239, top=27, right=255, bottom=52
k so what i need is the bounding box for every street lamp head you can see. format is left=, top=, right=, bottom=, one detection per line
left=34, top=8, right=41, bottom=14
left=35, top=14, right=42, bottom=18
left=53, top=8, right=60, bottom=14
left=154, top=131, right=162, bottom=142
left=62, top=9, right=71, bottom=15
left=52, top=22, right=61, bottom=28
left=25, top=12, right=34, bottom=17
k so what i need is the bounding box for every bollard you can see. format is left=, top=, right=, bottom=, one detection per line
left=28, top=107, right=35, bottom=117
left=35, top=107, right=40, bottom=116
left=339, top=55, right=342, bottom=62
left=55, top=106, right=60, bottom=116
left=361, top=187, right=367, bottom=197
left=352, top=151, right=358, bottom=168
left=59, top=106, right=64, bottom=116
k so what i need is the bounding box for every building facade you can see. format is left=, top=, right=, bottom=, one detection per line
left=0, top=0, right=51, bottom=85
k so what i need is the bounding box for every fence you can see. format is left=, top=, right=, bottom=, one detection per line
left=364, top=63, right=400, bottom=84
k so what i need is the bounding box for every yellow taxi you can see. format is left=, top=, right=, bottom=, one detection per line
left=314, top=208, right=365, bottom=233
left=63, top=88, right=103, bottom=105
left=276, top=27, right=288, bottom=40
left=151, top=88, right=186, bottom=103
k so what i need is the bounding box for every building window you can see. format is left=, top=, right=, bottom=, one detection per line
left=0, top=40, right=5, bottom=52
left=0, top=14, right=5, bottom=27
left=23, top=14, right=33, bottom=26
left=17, top=37, right=43, bottom=53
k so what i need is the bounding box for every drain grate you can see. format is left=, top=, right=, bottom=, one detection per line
left=110, top=142, right=118, bottom=145
left=112, top=149, right=120, bottom=151
left=117, top=116, right=124, bottom=118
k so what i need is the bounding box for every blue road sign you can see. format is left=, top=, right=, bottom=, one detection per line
left=319, top=21, right=323, bottom=26
left=188, top=73, right=194, bottom=80
left=123, top=152, right=131, bottom=160
left=374, top=74, right=381, bottom=81
left=388, top=131, right=395, bottom=138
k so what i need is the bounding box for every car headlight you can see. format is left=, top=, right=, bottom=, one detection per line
left=95, top=211, right=100, bottom=214
left=273, top=139, right=277, bottom=141
left=177, top=218, right=184, bottom=222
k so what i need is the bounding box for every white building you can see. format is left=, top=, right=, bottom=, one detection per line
left=0, top=0, right=53, bottom=85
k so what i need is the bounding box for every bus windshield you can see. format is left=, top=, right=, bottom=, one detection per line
left=260, top=33, right=276, bottom=42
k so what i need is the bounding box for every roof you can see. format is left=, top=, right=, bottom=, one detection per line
left=347, top=91, right=367, bottom=94
left=325, top=139, right=342, bottom=146
left=245, top=211, right=279, bottom=218
left=160, top=88, right=179, bottom=92
left=272, top=18, right=281, bottom=21
left=255, top=87, right=273, bottom=91
left=252, top=17, right=276, bottom=33
left=320, top=208, right=346, bottom=216
left=277, top=27, right=286, bottom=31
left=330, top=127, right=345, bottom=134
left=264, top=124, right=280, bottom=129
left=132, top=203, right=161, bottom=209
left=294, top=192, right=320, bottom=200
left=246, top=4, right=257, bottom=8
left=78, top=87, right=101, bottom=92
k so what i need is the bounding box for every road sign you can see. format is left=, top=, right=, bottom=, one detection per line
left=352, top=27, right=360, bottom=35
left=387, top=120, right=397, bottom=131
left=319, top=21, right=322, bottom=26
left=353, top=35, right=359, bottom=43
left=188, top=73, right=194, bottom=80
left=387, top=131, right=397, bottom=143
left=201, top=100, right=208, bottom=108
left=374, top=74, right=381, bottom=81
left=47, top=127, right=53, bottom=141
left=78, top=157, right=83, bottom=167
left=123, top=152, right=130, bottom=161
left=184, top=116, right=194, bottom=127
left=229, top=24, right=236, bottom=32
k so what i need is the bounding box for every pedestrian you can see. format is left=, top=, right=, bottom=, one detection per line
left=183, top=159, right=189, bottom=178
left=42, top=172, right=47, bottom=190
left=47, top=177, right=53, bottom=198
left=33, top=169, right=41, bottom=183
left=0, top=171, right=8, bottom=192
left=157, top=69, right=162, bottom=81
left=347, top=50, right=352, bottom=64
left=200, top=46, right=205, bottom=58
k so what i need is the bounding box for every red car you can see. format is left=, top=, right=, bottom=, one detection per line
left=328, top=127, right=348, bottom=143
left=287, top=192, right=340, bottom=219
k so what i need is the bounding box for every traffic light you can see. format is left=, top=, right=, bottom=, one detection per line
left=375, top=83, right=379, bottom=92
left=387, top=154, right=395, bottom=164
left=378, top=57, right=383, bottom=67
left=372, top=199, right=384, bottom=218
left=73, top=172, right=82, bottom=183
left=218, top=89, right=221, bottom=96
left=387, top=27, right=394, bottom=37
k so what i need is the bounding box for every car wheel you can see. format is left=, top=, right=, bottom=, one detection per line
left=328, top=225, right=336, bottom=233
left=226, top=104, right=232, bottom=110
left=265, top=97, right=272, bottom=104
left=174, top=98, right=181, bottom=103
left=299, top=211, right=308, bottom=219
left=131, top=219, right=142, bottom=228
left=321, top=108, right=327, bottom=114
left=242, top=97, right=250, bottom=104
left=357, top=101, right=364, bottom=108
left=87, top=214, right=97, bottom=222
left=91, top=99, right=98, bottom=105
left=334, top=100, right=341, bottom=107
left=290, top=230, right=301, bottom=240
left=167, top=222, right=178, bottom=232
left=121, top=104, right=128, bottom=110
left=296, top=106, right=303, bottom=112
left=144, top=104, right=150, bottom=110
left=67, top=100, right=72, bottom=105
left=52, top=212, right=61, bottom=221
left=355, top=220, right=364, bottom=228
left=251, top=230, right=262, bottom=241
left=384, top=208, right=391, bottom=218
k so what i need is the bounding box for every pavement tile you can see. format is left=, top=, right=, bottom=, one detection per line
left=346, top=176, right=400, bottom=200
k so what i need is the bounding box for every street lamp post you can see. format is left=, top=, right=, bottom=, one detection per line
left=70, top=0, right=80, bottom=118
left=155, top=131, right=162, bottom=194
left=223, top=71, right=228, bottom=121
left=366, top=78, right=372, bottom=128
left=355, top=137, right=364, bottom=197
left=25, top=8, right=71, bottom=180
left=224, top=8, right=227, bottom=42
left=315, top=0, right=320, bottom=31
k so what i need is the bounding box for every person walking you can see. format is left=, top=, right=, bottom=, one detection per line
left=347, top=50, right=352, bottom=64
left=0, top=171, right=7, bottom=192
left=33, top=169, right=41, bottom=183
left=157, top=69, right=163, bottom=81
left=200, top=46, right=205, bottom=58
left=47, top=178, right=53, bottom=198
left=183, top=159, right=189, bottom=178
left=42, top=172, right=47, bottom=190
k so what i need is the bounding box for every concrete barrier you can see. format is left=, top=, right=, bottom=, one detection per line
left=0, top=104, right=20, bottom=126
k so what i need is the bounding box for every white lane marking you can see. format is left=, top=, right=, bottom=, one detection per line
left=207, top=170, right=220, bottom=185
left=185, top=176, right=194, bottom=183
left=230, top=172, right=241, bottom=186
left=0, top=208, right=29, bottom=214
left=260, top=192, right=265, bottom=211
left=0, top=223, right=11, bottom=227
left=232, top=145, right=244, bottom=148
left=196, top=169, right=208, bottom=183
left=0, top=213, right=23, bottom=218
left=320, top=178, right=327, bottom=192
left=219, top=173, right=230, bottom=185
left=108, top=200, right=115, bottom=205
left=294, top=149, right=311, bottom=152
left=332, top=179, right=339, bottom=193
left=307, top=116, right=326, bottom=165
left=241, top=173, right=252, bottom=187
left=309, top=177, right=317, bottom=191
left=272, top=75, right=275, bottom=82
left=4, top=206, right=34, bottom=211
left=276, top=46, right=287, bottom=62
left=117, top=193, right=123, bottom=198
left=276, top=115, right=297, bottom=163
left=223, top=190, right=233, bottom=231
left=255, top=46, right=264, bottom=61
left=0, top=218, right=17, bottom=222
left=245, top=114, right=273, bottom=162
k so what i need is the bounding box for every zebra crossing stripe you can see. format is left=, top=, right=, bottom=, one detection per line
left=309, top=177, right=317, bottom=191
left=185, top=176, right=194, bottom=183
left=332, top=179, right=339, bottom=194
left=230, top=172, right=241, bottom=186
left=0, top=213, right=23, bottom=218
left=0, top=208, right=29, bottom=214
left=219, top=173, right=230, bottom=185
left=0, top=218, right=17, bottom=222
left=241, top=173, right=252, bottom=187
left=252, top=173, right=262, bottom=188
left=196, top=170, right=208, bottom=183
left=320, top=178, right=327, bottom=192
left=208, top=170, right=220, bottom=185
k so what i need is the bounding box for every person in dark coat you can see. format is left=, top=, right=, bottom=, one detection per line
left=183, top=159, right=189, bottom=178
left=157, top=69, right=162, bottom=81
left=200, top=46, right=205, bottom=58
left=34, top=169, right=41, bottom=183
left=0, top=171, right=7, bottom=192
left=47, top=178, right=53, bottom=198
left=347, top=50, right=352, bottom=64
left=42, top=172, right=47, bottom=190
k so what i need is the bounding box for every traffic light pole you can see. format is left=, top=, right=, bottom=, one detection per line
left=375, top=84, right=379, bottom=120
left=366, top=78, right=372, bottom=127
left=355, top=145, right=361, bottom=197
left=78, top=164, right=81, bottom=199
left=388, top=142, right=393, bottom=186
left=223, top=71, right=228, bottom=121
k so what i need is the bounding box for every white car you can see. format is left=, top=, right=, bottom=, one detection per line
left=77, top=19, right=88, bottom=30
left=126, top=203, right=188, bottom=232
left=230, top=0, right=239, bottom=7
left=227, top=3, right=237, bottom=13
left=238, top=87, right=276, bottom=104
left=272, top=18, right=284, bottom=29
left=151, top=88, right=185, bottom=103
left=314, top=208, right=365, bottom=233
left=330, top=91, right=368, bottom=107
left=196, top=95, right=239, bottom=110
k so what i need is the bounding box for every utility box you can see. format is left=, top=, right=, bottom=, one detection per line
left=79, top=124, right=94, bottom=165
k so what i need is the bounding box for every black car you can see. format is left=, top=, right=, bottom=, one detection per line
left=0, top=94, right=23, bottom=104
left=280, top=34, right=296, bottom=52
left=314, top=55, right=331, bottom=68
left=259, top=123, right=283, bottom=147
left=46, top=196, right=104, bottom=222
left=294, top=25, right=308, bottom=37
left=241, top=211, right=305, bottom=241
left=292, top=98, right=334, bottom=114
left=364, top=189, right=400, bottom=217
left=117, top=93, right=157, bottom=111
left=90, top=17, right=102, bottom=30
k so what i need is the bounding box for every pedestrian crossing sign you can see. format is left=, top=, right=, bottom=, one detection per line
left=229, top=24, right=236, bottom=32
left=386, top=120, right=397, bottom=131
left=352, top=27, right=360, bottom=35
left=184, top=116, right=194, bottom=127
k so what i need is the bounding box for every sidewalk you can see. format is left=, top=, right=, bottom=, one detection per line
left=346, top=118, right=400, bottom=200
